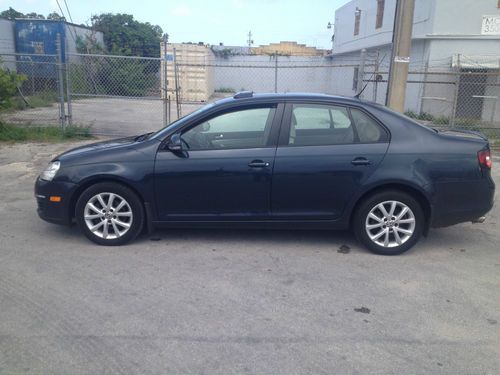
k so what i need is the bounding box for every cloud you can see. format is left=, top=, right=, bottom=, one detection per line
left=171, top=3, right=192, bottom=17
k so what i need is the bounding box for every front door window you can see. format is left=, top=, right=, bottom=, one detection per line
left=181, top=107, right=276, bottom=150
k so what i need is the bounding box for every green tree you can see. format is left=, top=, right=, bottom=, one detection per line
left=0, top=7, right=24, bottom=20
left=0, top=60, right=26, bottom=111
left=76, top=34, right=104, bottom=54
left=25, top=12, right=45, bottom=19
left=90, top=13, right=163, bottom=57
left=47, top=12, right=65, bottom=21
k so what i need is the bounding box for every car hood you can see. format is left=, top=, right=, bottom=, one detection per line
left=54, top=136, right=137, bottom=161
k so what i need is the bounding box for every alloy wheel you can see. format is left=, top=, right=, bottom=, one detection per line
left=84, top=192, right=133, bottom=240
left=365, top=200, right=416, bottom=248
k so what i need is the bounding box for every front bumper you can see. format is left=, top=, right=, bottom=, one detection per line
left=34, top=178, right=78, bottom=225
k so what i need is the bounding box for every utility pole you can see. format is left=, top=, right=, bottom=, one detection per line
left=386, top=0, right=416, bottom=112
left=247, top=31, right=254, bottom=54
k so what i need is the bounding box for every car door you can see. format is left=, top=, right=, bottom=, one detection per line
left=154, top=103, right=283, bottom=221
left=271, top=102, right=390, bottom=220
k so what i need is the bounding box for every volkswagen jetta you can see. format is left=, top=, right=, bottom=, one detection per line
left=35, top=92, right=495, bottom=255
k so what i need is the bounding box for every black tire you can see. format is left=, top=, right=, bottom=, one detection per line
left=75, top=182, right=144, bottom=246
left=353, top=190, right=424, bottom=255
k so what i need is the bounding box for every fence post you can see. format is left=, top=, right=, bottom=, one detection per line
left=450, top=54, right=461, bottom=128
left=356, top=49, right=367, bottom=97
left=162, top=40, right=168, bottom=126
left=64, top=37, right=72, bottom=126
left=173, top=47, right=181, bottom=118
left=373, top=50, right=380, bottom=102
left=419, top=61, right=428, bottom=116
left=56, top=33, right=66, bottom=130
left=168, top=95, right=171, bottom=124
left=274, top=51, right=278, bottom=93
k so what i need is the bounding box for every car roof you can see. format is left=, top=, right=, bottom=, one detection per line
left=213, top=92, right=366, bottom=106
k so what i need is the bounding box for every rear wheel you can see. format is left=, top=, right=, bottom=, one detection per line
left=76, top=182, right=144, bottom=246
left=353, top=190, right=424, bottom=255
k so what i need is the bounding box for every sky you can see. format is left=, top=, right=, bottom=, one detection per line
left=0, top=0, right=349, bottom=49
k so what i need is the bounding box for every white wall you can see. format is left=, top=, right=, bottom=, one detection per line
left=213, top=55, right=336, bottom=94
left=333, top=0, right=434, bottom=55
left=0, top=18, right=16, bottom=71
left=64, top=23, right=104, bottom=55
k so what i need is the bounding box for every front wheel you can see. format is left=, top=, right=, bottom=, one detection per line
left=353, top=190, right=424, bottom=255
left=75, top=182, right=144, bottom=246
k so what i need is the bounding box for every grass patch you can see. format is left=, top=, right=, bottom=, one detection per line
left=0, top=123, right=93, bottom=142
left=214, top=87, right=236, bottom=93
left=10, top=91, right=58, bottom=111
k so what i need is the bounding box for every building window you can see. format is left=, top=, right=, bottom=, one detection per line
left=376, top=0, right=385, bottom=28
left=354, top=9, right=361, bottom=35
left=353, top=67, right=359, bottom=91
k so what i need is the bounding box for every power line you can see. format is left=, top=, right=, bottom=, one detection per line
left=63, top=0, right=74, bottom=23
left=62, top=0, right=80, bottom=47
left=54, top=0, right=77, bottom=43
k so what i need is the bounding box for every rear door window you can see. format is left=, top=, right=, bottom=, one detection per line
left=289, top=104, right=355, bottom=146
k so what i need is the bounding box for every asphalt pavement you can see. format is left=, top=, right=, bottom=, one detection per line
left=0, top=141, right=498, bottom=374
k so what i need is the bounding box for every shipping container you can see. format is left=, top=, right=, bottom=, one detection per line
left=162, top=43, right=215, bottom=102
left=14, top=19, right=65, bottom=79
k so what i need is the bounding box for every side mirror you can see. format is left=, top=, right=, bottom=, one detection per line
left=167, top=133, right=183, bottom=152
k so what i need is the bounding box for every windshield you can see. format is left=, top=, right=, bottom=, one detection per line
left=150, top=102, right=216, bottom=139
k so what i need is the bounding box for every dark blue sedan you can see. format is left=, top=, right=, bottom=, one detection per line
left=35, top=92, right=495, bottom=255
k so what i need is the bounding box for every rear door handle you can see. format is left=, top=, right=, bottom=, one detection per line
left=248, top=160, right=270, bottom=168
left=351, top=157, right=371, bottom=166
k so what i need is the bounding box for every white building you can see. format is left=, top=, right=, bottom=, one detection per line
left=330, top=0, right=500, bottom=122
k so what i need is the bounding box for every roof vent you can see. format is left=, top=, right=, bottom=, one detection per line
left=233, top=91, right=254, bottom=99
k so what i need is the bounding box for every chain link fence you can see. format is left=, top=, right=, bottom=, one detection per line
left=67, top=53, right=164, bottom=136
left=0, top=53, right=61, bottom=126
left=1, top=50, right=499, bottom=139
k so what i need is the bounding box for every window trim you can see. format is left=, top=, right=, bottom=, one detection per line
left=354, top=10, right=361, bottom=36
left=165, top=103, right=284, bottom=152
left=278, top=102, right=390, bottom=148
left=376, top=0, right=385, bottom=29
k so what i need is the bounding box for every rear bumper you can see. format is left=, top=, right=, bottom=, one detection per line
left=430, top=177, right=495, bottom=228
left=34, top=178, right=77, bottom=226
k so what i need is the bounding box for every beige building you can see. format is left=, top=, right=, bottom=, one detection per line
left=252, top=41, right=326, bottom=56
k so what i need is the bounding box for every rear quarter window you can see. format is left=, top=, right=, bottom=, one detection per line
left=350, top=108, right=388, bottom=143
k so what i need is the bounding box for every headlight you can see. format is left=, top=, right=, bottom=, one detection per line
left=40, top=161, right=61, bottom=181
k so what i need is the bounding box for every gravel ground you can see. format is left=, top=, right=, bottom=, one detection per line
left=0, top=140, right=499, bottom=374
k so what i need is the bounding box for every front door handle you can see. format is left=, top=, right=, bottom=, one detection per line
left=351, top=157, right=371, bottom=166
left=248, top=160, right=270, bottom=168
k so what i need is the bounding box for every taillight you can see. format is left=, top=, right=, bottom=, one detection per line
left=478, top=149, right=492, bottom=169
